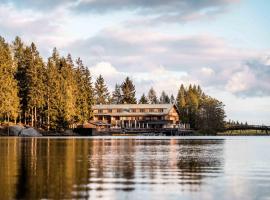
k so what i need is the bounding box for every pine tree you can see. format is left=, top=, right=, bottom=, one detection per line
left=13, top=36, right=28, bottom=124
left=45, top=48, right=62, bottom=130
left=176, top=84, right=187, bottom=123
left=121, top=77, right=136, bottom=104
left=26, top=43, right=46, bottom=127
left=195, top=96, right=225, bottom=134
left=159, top=91, right=170, bottom=104
left=94, top=74, right=110, bottom=104
left=0, top=36, right=20, bottom=123
left=147, top=87, right=158, bottom=104
left=170, top=94, right=175, bottom=104
left=139, top=93, right=148, bottom=104
left=75, top=58, right=93, bottom=123
left=111, top=84, right=122, bottom=104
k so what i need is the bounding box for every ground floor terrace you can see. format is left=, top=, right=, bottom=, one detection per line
left=91, top=116, right=190, bottom=130
left=91, top=104, right=189, bottom=130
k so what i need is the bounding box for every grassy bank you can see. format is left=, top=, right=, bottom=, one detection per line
left=217, top=129, right=269, bottom=136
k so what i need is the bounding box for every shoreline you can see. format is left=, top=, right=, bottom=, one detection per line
left=1, top=125, right=269, bottom=137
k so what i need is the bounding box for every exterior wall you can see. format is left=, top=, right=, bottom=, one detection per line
left=164, top=107, right=180, bottom=124
left=92, top=105, right=180, bottom=128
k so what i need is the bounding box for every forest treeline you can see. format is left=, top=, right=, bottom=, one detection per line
left=0, top=36, right=225, bottom=133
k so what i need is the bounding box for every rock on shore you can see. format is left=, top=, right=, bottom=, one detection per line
left=3, top=125, right=42, bottom=137
left=8, top=125, right=24, bottom=136
left=20, top=127, right=42, bottom=137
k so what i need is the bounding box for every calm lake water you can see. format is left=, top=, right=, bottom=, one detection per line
left=0, top=136, right=270, bottom=200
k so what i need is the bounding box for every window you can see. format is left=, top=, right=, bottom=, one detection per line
left=117, top=109, right=122, bottom=113
left=108, top=109, right=112, bottom=113
left=149, top=108, right=154, bottom=112
left=98, top=109, right=102, bottom=114
left=140, top=109, right=145, bottom=112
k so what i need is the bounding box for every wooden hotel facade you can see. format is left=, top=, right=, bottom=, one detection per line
left=92, top=104, right=180, bottom=129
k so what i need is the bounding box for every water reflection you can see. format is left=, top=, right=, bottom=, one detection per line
left=0, top=137, right=224, bottom=199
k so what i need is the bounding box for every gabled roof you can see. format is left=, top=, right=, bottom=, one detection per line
left=93, top=104, right=177, bottom=116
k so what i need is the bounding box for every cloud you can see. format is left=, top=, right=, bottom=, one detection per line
left=0, top=3, right=74, bottom=56
left=90, top=61, right=198, bottom=97
left=201, top=67, right=215, bottom=76
left=65, top=27, right=256, bottom=72
left=4, top=0, right=238, bottom=25
left=75, top=0, right=238, bottom=24
left=3, top=0, right=74, bottom=11
left=64, top=27, right=260, bottom=94
left=226, top=55, right=270, bottom=97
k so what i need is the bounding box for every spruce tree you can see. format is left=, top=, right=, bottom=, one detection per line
left=45, top=49, right=62, bottom=130
left=111, top=84, right=122, bottom=104
left=94, top=74, right=110, bottom=104
left=121, top=77, right=136, bottom=104
left=13, top=36, right=28, bottom=123
left=27, top=43, right=46, bottom=127
left=176, top=84, right=187, bottom=123
left=147, top=87, right=158, bottom=104
left=170, top=94, right=175, bottom=104
left=159, top=91, right=170, bottom=104
left=139, top=93, right=148, bottom=104
left=75, top=58, right=93, bottom=123
left=0, top=36, right=20, bottom=123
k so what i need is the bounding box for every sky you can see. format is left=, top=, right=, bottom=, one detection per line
left=0, top=0, right=269, bottom=125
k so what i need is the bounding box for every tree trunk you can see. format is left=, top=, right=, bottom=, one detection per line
left=34, top=106, right=37, bottom=128
left=24, top=112, right=26, bottom=125
left=31, top=107, right=34, bottom=127
left=47, top=98, right=50, bottom=131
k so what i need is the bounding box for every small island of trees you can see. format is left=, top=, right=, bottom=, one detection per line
left=0, top=36, right=226, bottom=134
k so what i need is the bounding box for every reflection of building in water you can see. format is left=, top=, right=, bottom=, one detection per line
left=175, top=140, right=225, bottom=192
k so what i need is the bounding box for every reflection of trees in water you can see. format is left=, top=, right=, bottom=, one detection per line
left=0, top=138, right=21, bottom=200
left=89, top=139, right=136, bottom=192
left=0, top=138, right=92, bottom=199
left=0, top=138, right=224, bottom=199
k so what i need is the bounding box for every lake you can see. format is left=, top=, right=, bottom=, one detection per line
left=0, top=136, right=270, bottom=200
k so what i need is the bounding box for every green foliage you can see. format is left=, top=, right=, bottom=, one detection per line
left=120, top=77, right=136, bottom=104
left=111, top=84, right=122, bottom=104
left=74, top=58, right=94, bottom=124
left=170, top=94, right=175, bottom=104
left=94, top=74, right=110, bottom=104
left=147, top=87, right=158, bottom=104
left=1, top=36, right=95, bottom=131
left=159, top=91, right=170, bottom=104
left=0, top=36, right=20, bottom=121
left=176, top=84, right=226, bottom=134
left=139, top=93, right=148, bottom=104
